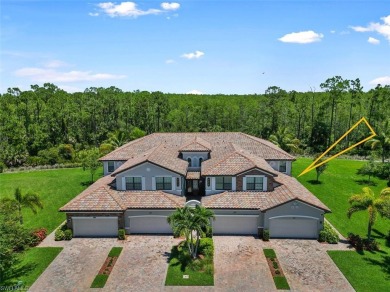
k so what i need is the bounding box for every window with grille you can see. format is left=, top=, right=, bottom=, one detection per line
left=215, top=176, right=232, bottom=190
left=108, top=161, right=115, bottom=172
left=125, top=177, right=142, bottom=190
left=246, top=176, right=264, bottom=190
left=279, top=161, right=287, bottom=173
left=156, top=177, right=172, bottom=190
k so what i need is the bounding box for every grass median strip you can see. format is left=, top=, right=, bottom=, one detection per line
left=263, top=248, right=290, bottom=290
left=90, top=247, right=123, bottom=288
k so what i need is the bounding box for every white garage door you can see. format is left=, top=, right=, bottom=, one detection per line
left=129, top=216, right=172, bottom=234
left=213, top=215, right=258, bottom=235
left=72, top=217, right=118, bottom=237
left=269, top=217, right=318, bottom=238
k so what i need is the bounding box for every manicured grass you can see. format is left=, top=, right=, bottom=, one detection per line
left=263, top=248, right=276, bottom=259
left=293, top=158, right=390, bottom=291
left=273, top=276, right=290, bottom=290
left=0, top=167, right=102, bottom=233
left=90, top=274, right=109, bottom=288
left=108, top=247, right=123, bottom=257
left=0, top=247, right=63, bottom=288
left=165, top=238, right=214, bottom=286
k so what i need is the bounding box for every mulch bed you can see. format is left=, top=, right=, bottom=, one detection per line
left=266, top=257, right=285, bottom=277
left=98, top=256, right=119, bottom=276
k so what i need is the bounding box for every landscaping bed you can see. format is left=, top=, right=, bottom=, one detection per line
left=91, top=247, right=123, bottom=288
left=263, top=248, right=290, bottom=290
left=165, top=238, right=214, bottom=286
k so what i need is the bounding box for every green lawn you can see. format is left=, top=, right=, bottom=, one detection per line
left=108, top=247, right=123, bottom=257
left=91, top=274, right=109, bottom=288
left=0, top=167, right=102, bottom=232
left=0, top=247, right=63, bottom=288
left=293, top=158, right=390, bottom=292
left=165, top=238, right=214, bottom=286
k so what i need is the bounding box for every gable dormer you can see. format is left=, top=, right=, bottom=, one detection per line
left=179, top=137, right=211, bottom=170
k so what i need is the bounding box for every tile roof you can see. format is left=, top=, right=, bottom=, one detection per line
left=186, top=171, right=201, bottom=180
left=202, top=173, right=330, bottom=212
left=60, top=177, right=185, bottom=212
left=179, top=137, right=212, bottom=152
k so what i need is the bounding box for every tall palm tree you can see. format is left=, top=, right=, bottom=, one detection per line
left=347, top=187, right=390, bottom=240
left=167, top=206, right=214, bottom=258
left=1, top=187, right=43, bottom=224
left=269, top=127, right=302, bottom=154
left=365, top=120, right=390, bottom=163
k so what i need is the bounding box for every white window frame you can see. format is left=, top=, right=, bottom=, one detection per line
left=124, top=176, right=144, bottom=190
left=107, top=161, right=115, bottom=173
left=279, top=161, right=287, bottom=173
left=154, top=176, right=173, bottom=191
left=215, top=176, right=233, bottom=191
left=243, top=175, right=267, bottom=191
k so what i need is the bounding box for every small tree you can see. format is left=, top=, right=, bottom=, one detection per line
left=1, top=187, right=43, bottom=225
left=86, top=148, right=101, bottom=182
left=314, top=155, right=328, bottom=183
left=357, top=157, right=376, bottom=182
left=347, top=187, right=390, bottom=240
left=167, top=206, right=214, bottom=259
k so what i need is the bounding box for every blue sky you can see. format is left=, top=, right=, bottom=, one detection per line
left=1, top=0, right=390, bottom=94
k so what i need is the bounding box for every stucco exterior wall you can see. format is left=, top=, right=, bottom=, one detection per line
left=115, top=162, right=184, bottom=195
left=212, top=209, right=264, bottom=226
left=66, top=212, right=125, bottom=230
left=263, top=200, right=324, bottom=230
left=181, top=151, right=209, bottom=168
left=267, top=160, right=292, bottom=175
left=102, top=161, right=126, bottom=176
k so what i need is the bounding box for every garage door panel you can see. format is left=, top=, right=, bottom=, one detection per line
left=213, top=216, right=258, bottom=235
left=129, top=216, right=172, bottom=234
left=269, top=217, right=318, bottom=239
left=73, top=217, right=118, bottom=237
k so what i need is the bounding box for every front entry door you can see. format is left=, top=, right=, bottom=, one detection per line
left=187, top=180, right=199, bottom=195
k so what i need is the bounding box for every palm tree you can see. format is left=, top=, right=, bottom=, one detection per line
left=1, top=187, right=43, bottom=224
left=269, top=127, right=302, bottom=154
left=365, top=120, right=390, bottom=163
left=347, top=187, right=390, bottom=240
left=167, top=206, right=214, bottom=259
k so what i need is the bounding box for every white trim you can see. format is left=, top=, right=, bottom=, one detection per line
left=239, top=167, right=275, bottom=177
left=72, top=216, right=118, bottom=220
left=214, top=215, right=259, bottom=218
left=245, top=175, right=266, bottom=191
left=243, top=177, right=247, bottom=191
left=269, top=215, right=319, bottom=221
left=122, top=177, right=126, bottom=190
left=232, top=177, right=236, bottom=191
left=124, top=176, right=143, bottom=191
left=128, top=215, right=168, bottom=218
left=142, top=177, right=146, bottom=190
left=152, top=177, right=156, bottom=190
left=211, top=177, right=215, bottom=190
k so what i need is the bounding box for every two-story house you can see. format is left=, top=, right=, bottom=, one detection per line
left=60, top=132, right=330, bottom=238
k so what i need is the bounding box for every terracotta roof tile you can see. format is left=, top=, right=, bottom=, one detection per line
left=186, top=171, right=201, bottom=180
left=117, top=191, right=185, bottom=209
left=179, top=137, right=212, bottom=152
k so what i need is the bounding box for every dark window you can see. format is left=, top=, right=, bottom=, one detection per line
left=108, top=161, right=115, bottom=172
left=279, top=161, right=287, bottom=173
left=126, top=177, right=142, bottom=190
left=199, top=158, right=203, bottom=166
left=156, top=177, right=172, bottom=190
left=187, top=158, right=192, bottom=167
left=215, top=176, right=232, bottom=190
left=176, top=177, right=180, bottom=187
left=246, top=176, right=264, bottom=190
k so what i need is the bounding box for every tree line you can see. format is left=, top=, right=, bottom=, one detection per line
left=0, top=76, right=389, bottom=168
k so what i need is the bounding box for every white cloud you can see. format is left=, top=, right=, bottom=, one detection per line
left=278, top=30, right=323, bottom=44
left=181, top=50, right=204, bottom=59
left=350, top=15, right=390, bottom=41
left=370, top=76, right=390, bottom=85
left=14, top=67, right=126, bottom=82
left=161, top=2, right=180, bottom=11
left=44, top=60, right=70, bottom=68
left=89, top=12, right=99, bottom=17
left=97, top=2, right=161, bottom=17
left=330, top=30, right=336, bottom=34
left=368, top=37, right=380, bottom=45
left=165, top=59, right=175, bottom=64
left=187, top=89, right=203, bottom=95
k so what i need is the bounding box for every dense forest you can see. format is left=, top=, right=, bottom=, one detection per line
left=0, top=76, right=389, bottom=168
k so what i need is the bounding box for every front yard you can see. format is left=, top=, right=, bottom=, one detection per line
left=165, top=238, right=214, bottom=286
left=293, top=158, right=390, bottom=291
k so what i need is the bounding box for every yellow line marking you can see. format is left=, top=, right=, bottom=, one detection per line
left=298, top=117, right=377, bottom=177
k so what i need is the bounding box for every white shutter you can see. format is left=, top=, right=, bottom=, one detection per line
left=263, top=177, right=267, bottom=191
left=243, top=177, right=247, bottom=191
left=171, top=176, right=175, bottom=191
left=142, top=177, right=146, bottom=190
left=152, top=177, right=156, bottom=190
left=232, top=177, right=236, bottom=191
left=122, top=177, right=126, bottom=190
left=211, top=177, right=216, bottom=190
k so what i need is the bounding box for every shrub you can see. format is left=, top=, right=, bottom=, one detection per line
left=60, top=222, right=68, bottom=231
left=272, top=261, right=278, bottom=269
left=275, top=269, right=281, bottom=275
left=347, top=233, right=379, bottom=251
left=0, top=161, right=6, bottom=173
left=373, top=163, right=390, bottom=179
left=118, top=229, right=125, bottom=240
left=319, top=222, right=339, bottom=244
left=30, top=228, right=47, bottom=246
left=64, top=229, right=73, bottom=240
left=55, top=229, right=65, bottom=241
left=263, top=229, right=270, bottom=241
left=363, top=238, right=380, bottom=251
left=387, top=230, right=390, bottom=245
